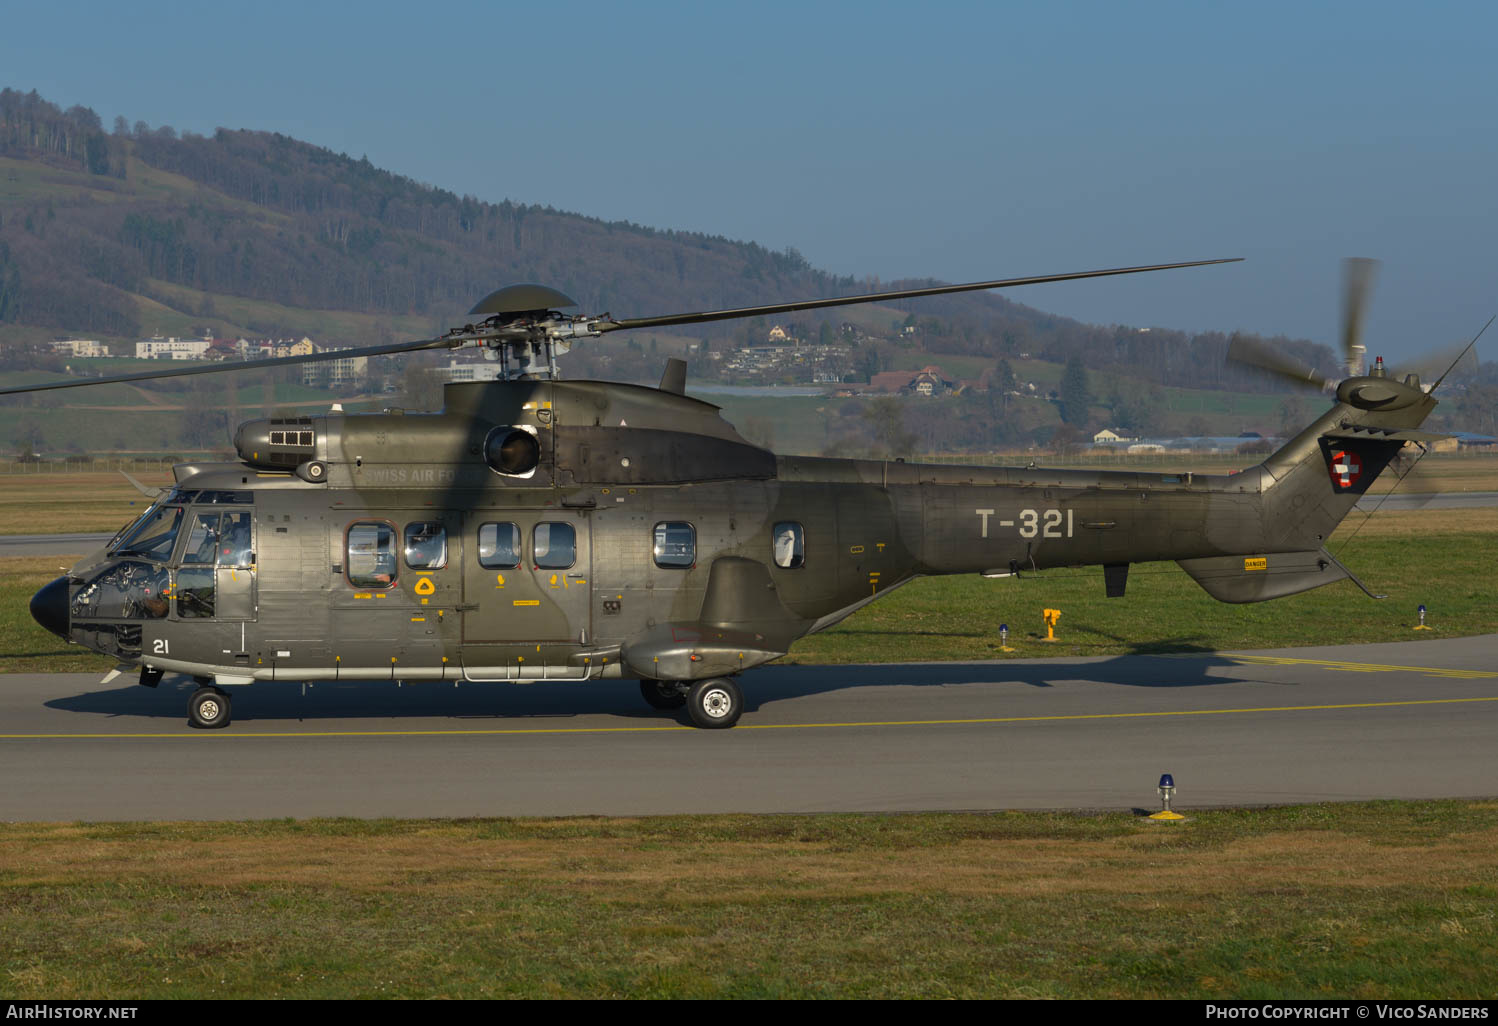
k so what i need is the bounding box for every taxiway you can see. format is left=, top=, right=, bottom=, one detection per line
left=2, top=635, right=1495, bottom=820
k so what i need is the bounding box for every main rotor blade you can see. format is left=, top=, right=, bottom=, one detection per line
left=1226, top=335, right=1331, bottom=390
left=1341, top=257, right=1379, bottom=375
left=595, top=257, right=1242, bottom=333
left=0, top=335, right=453, bottom=398
left=1386, top=334, right=1484, bottom=387
left=1429, top=315, right=1493, bottom=392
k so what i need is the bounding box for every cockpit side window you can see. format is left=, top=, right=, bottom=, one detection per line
left=218, top=511, right=253, bottom=567
left=772, top=522, right=804, bottom=569
left=182, top=513, right=221, bottom=564
left=181, top=510, right=252, bottom=567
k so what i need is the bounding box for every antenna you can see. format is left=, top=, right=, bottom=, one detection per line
left=1430, top=314, right=1494, bottom=392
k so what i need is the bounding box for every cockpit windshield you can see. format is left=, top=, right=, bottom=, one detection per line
left=108, top=500, right=162, bottom=551
left=111, top=506, right=184, bottom=561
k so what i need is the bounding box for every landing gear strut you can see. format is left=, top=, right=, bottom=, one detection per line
left=639, top=678, right=687, bottom=710
left=188, top=686, right=232, bottom=729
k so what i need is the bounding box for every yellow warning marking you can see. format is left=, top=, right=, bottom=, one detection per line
left=410, top=617, right=426, bottom=623
left=849, top=545, right=865, bottom=555
left=513, top=599, right=540, bottom=607
left=353, top=593, right=371, bottom=599
left=10, top=695, right=1498, bottom=740
left=413, top=578, right=436, bottom=596
left=495, top=573, right=505, bottom=589
left=1224, top=654, right=1498, bottom=679
left=1244, top=557, right=1267, bottom=571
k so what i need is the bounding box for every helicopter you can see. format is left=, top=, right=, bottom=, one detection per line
left=10, top=257, right=1461, bottom=730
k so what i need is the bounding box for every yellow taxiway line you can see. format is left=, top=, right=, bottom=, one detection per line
left=4, top=694, right=1498, bottom=739
left=1223, top=653, right=1498, bottom=679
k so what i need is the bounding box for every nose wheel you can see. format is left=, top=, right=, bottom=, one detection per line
left=687, top=678, right=743, bottom=729
left=188, top=686, right=232, bottom=729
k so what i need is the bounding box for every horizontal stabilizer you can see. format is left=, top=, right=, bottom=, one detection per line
left=1321, top=426, right=1452, bottom=443
left=1177, top=549, right=1349, bottom=603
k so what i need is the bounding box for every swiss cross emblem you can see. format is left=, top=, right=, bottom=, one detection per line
left=1329, top=449, right=1362, bottom=489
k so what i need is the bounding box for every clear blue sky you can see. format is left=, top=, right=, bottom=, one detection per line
left=6, top=0, right=1497, bottom=362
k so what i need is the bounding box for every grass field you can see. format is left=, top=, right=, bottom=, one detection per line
left=2, top=802, right=1497, bottom=998
left=0, top=470, right=174, bottom=536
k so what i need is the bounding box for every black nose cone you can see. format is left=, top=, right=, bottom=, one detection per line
left=30, top=576, right=69, bottom=639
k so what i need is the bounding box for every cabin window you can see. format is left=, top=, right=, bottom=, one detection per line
left=404, top=521, right=448, bottom=570
left=772, top=522, right=804, bottom=569
left=478, top=522, right=521, bottom=569
left=653, top=522, right=696, bottom=569
left=534, top=522, right=576, bottom=570
left=347, top=522, right=398, bottom=588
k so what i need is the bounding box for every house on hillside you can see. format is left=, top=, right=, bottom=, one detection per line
left=908, top=366, right=951, bottom=397
left=868, top=365, right=955, bottom=396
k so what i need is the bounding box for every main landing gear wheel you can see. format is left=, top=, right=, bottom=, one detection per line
left=687, top=678, right=743, bottom=729
left=188, top=686, right=232, bottom=729
left=640, top=678, right=687, bottom=710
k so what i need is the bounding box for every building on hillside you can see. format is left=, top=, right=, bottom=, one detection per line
left=136, top=336, right=212, bottom=360
left=51, top=339, right=110, bottom=358
left=250, top=336, right=317, bottom=360
left=439, top=359, right=504, bottom=383
left=1093, top=428, right=1131, bottom=443
left=908, top=366, right=951, bottom=397
left=300, top=345, right=368, bottom=388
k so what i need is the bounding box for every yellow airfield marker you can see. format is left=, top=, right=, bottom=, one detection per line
left=1041, top=608, right=1061, bottom=642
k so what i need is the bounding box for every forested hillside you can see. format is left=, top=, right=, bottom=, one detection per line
left=0, top=87, right=1346, bottom=396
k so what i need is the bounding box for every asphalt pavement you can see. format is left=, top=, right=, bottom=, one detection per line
left=3, top=634, right=1495, bottom=820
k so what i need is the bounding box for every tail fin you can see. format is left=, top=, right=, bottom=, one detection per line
left=1256, top=375, right=1443, bottom=551
left=1177, top=373, right=1443, bottom=602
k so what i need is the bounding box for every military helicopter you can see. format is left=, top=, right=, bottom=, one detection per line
left=10, top=257, right=1461, bottom=730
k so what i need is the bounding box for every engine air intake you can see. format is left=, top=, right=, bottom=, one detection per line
left=484, top=427, right=540, bottom=476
